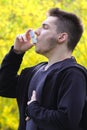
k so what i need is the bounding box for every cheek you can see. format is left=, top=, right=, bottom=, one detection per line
left=46, top=36, right=57, bottom=47
left=35, top=34, right=57, bottom=53
left=38, top=37, right=57, bottom=53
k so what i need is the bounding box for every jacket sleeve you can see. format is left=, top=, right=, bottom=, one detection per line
left=27, top=69, right=86, bottom=130
left=0, top=46, right=24, bottom=98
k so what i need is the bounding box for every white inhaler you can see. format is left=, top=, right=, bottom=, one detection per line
left=29, top=30, right=37, bottom=44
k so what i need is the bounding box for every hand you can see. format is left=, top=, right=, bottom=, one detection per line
left=14, top=29, right=34, bottom=53
left=25, top=90, right=37, bottom=121
left=27, top=90, right=36, bottom=105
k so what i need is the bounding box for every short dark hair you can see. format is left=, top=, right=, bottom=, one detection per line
left=47, top=8, right=83, bottom=51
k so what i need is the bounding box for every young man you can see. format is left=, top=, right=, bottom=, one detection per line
left=0, top=8, right=86, bottom=130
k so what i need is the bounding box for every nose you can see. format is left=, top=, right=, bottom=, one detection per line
left=35, top=28, right=41, bottom=36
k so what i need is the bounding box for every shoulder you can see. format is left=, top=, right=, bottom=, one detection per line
left=20, top=62, right=47, bottom=75
left=61, top=66, right=86, bottom=82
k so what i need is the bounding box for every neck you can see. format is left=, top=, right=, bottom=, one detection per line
left=44, top=47, right=72, bottom=70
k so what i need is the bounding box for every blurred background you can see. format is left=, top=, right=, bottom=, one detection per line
left=0, top=0, right=87, bottom=129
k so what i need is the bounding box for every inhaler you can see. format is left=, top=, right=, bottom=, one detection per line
left=29, top=30, right=37, bottom=44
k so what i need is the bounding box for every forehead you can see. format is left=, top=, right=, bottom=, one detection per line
left=42, top=16, right=58, bottom=26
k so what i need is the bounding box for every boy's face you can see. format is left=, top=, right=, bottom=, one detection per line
left=35, top=16, right=59, bottom=55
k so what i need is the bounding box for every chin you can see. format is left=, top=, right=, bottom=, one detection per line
left=35, top=48, right=41, bottom=54
left=35, top=49, right=44, bottom=56
left=35, top=46, right=47, bottom=56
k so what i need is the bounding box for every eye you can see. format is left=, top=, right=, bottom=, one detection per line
left=43, top=24, right=48, bottom=29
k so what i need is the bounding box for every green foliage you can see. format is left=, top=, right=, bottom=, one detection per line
left=0, top=0, right=87, bottom=129
left=0, top=97, right=18, bottom=130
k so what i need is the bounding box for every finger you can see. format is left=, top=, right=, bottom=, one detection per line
left=32, top=90, right=36, bottom=97
left=16, top=34, right=24, bottom=42
left=25, top=29, right=32, bottom=40
left=22, top=34, right=28, bottom=42
left=31, top=90, right=36, bottom=100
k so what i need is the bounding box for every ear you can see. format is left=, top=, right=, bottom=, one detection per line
left=57, top=33, right=68, bottom=43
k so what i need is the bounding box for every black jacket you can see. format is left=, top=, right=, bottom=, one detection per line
left=0, top=47, right=86, bottom=130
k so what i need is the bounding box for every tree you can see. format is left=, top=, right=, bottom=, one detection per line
left=0, top=0, right=87, bottom=129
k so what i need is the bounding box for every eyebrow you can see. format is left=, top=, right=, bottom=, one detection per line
left=42, top=22, right=49, bottom=27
